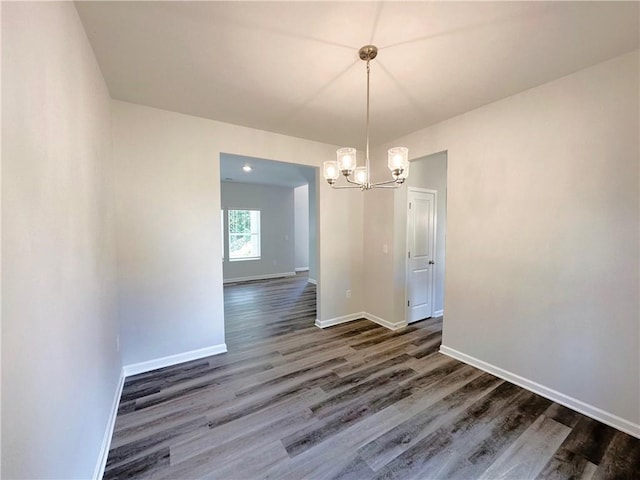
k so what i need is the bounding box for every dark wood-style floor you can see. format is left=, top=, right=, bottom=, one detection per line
left=104, top=273, right=640, bottom=479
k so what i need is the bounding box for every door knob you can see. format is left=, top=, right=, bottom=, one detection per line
left=429, top=260, right=435, bottom=265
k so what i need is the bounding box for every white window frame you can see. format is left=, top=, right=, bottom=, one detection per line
left=228, top=209, right=261, bottom=261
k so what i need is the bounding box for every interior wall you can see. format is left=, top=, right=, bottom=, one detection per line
left=294, top=184, right=310, bottom=271
left=222, top=181, right=295, bottom=281
left=308, top=176, right=318, bottom=283
left=367, top=51, right=640, bottom=429
left=364, top=188, right=396, bottom=322
left=112, top=100, right=364, bottom=366
left=405, top=152, right=448, bottom=315
left=2, top=3, right=120, bottom=478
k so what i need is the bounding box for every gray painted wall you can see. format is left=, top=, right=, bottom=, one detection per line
left=407, top=152, right=447, bottom=314
left=294, top=184, right=309, bottom=270
left=366, top=52, right=639, bottom=428
left=112, top=99, right=363, bottom=367
left=222, top=182, right=295, bottom=281
left=2, top=3, right=121, bottom=478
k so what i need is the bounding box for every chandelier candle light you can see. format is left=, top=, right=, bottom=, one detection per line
left=323, top=45, right=409, bottom=190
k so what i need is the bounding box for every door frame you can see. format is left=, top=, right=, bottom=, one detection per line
left=405, top=187, right=438, bottom=323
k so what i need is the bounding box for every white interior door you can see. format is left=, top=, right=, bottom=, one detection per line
left=406, top=189, right=436, bottom=323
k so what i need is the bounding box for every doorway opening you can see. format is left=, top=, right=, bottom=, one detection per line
left=404, top=151, right=447, bottom=324
left=219, top=153, right=318, bottom=348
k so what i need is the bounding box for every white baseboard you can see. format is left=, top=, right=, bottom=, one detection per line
left=439, top=345, right=640, bottom=439
left=315, top=312, right=365, bottom=328
left=93, top=368, right=125, bottom=480
left=433, top=309, right=444, bottom=317
left=123, top=343, right=228, bottom=377
left=295, top=267, right=309, bottom=272
left=307, top=278, right=317, bottom=285
left=364, top=312, right=407, bottom=331
left=315, top=312, right=407, bottom=331
left=95, top=343, right=227, bottom=477
left=223, top=272, right=296, bottom=284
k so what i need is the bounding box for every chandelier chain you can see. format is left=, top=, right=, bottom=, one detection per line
left=366, top=60, right=371, bottom=186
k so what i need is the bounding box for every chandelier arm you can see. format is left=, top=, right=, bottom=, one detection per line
left=371, top=184, right=400, bottom=189
left=330, top=184, right=362, bottom=190
left=344, top=176, right=363, bottom=186
left=370, top=178, right=401, bottom=187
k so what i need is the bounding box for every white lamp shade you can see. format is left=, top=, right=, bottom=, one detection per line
left=337, top=147, right=357, bottom=173
left=354, top=166, right=367, bottom=185
left=398, top=161, right=410, bottom=179
left=388, top=147, right=409, bottom=172
left=323, top=161, right=340, bottom=181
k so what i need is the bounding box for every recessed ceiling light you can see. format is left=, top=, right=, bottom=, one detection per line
left=243, top=165, right=252, bottom=172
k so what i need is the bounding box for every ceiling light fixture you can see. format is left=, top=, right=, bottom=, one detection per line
left=323, top=45, right=409, bottom=190
left=242, top=165, right=252, bottom=172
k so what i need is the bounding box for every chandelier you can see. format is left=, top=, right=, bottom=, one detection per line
left=323, top=45, right=409, bottom=190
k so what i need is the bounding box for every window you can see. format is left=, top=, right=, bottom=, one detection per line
left=228, top=209, right=261, bottom=260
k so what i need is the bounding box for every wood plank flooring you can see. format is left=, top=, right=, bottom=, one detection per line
left=104, top=273, right=640, bottom=479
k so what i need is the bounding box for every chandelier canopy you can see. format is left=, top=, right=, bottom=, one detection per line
left=323, top=45, right=409, bottom=190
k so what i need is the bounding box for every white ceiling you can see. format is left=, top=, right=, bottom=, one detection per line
left=76, top=1, right=639, bottom=148
left=220, top=153, right=315, bottom=188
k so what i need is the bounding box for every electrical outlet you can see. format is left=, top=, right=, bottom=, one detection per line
left=116, top=335, right=120, bottom=352
left=346, top=290, right=351, bottom=299
left=383, top=243, right=388, bottom=254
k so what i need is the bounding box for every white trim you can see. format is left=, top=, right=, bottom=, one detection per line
left=295, top=267, right=309, bottom=272
left=439, top=345, right=640, bottom=439
left=123, top=343, right=228, bottom=377
left=94, top=343, right=227, bottom=478
left=364, top=312, right=407, bottom=331
left=223, top=272, right=296, bottom=284
left=315, top=312, right=364, bottom=328
left=307, top=278, right=317, bottom=285
left=315, top=312, right=407, bottom=331
left=433, top=309, right=444, bottom=317
left=93, top=368, right=125, bottom=480
left=228, top=257, right=261, bottom=262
